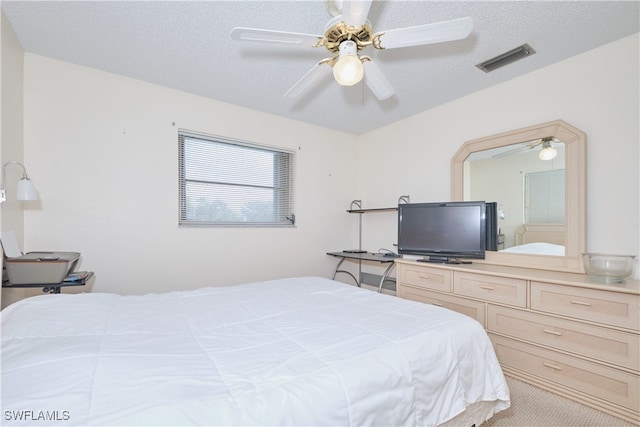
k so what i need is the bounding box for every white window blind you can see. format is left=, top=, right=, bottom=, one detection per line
left=179, top=131, right=294, bottom=227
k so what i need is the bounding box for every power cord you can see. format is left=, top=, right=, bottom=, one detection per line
left=377, top=248, right=399, bottom=257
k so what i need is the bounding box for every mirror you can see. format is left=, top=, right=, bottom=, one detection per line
left=465, top=140, right=566, bottom=252
left=452, top=120, right=586, bottom=273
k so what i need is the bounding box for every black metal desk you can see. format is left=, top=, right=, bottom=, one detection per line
left=327, top=251, right=399, bottom=292
left=2, top=271, right=94, bottom=294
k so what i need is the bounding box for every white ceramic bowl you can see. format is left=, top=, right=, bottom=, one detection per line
left=582, top=253, right=636, bottom=283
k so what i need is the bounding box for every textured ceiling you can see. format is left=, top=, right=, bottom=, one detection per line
left=2, top=1, right=639, bottom=135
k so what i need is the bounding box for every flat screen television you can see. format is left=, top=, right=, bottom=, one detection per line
left=397, top=201, right=487, bottom=263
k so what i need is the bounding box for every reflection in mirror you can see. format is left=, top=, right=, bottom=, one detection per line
left=464, top=139, right=565, bottom=253
left=451, top=120, right=586, bottom=273
left=525, top=169, right=564, bottom=223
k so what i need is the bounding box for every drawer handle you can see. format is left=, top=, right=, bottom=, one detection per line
left=431, top=302, right=443, bottom=307
left=570, top=300, right=592, bottom=307
left=479, top=285, right=495, bottom=291
left=543, top=329, right=563, bottom=336
left=418, top=274, right=431, bottom=279
left=543, top=362, right=563, bottom=371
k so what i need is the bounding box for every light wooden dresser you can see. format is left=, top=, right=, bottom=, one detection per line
left=395, top=259, right=640, bottom=424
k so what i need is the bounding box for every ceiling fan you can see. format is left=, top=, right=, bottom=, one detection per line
left=492, top=137, right=560, bottom=160
left=231, top=0, right=473, bottom=101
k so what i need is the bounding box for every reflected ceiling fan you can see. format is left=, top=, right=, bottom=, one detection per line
left=231, top=0, right=473, bottom=100
left=492, top=137, right=560, bottom=160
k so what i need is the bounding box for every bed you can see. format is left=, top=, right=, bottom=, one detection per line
left=501, top=223, right=566, bottom=255
left=1, top=276, right=510, bottom=426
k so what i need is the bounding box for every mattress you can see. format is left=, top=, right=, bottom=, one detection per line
left=1, top=276, right=510, bottom=426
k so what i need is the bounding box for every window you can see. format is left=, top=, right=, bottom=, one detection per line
left=179, top=131, right=294, bottom=227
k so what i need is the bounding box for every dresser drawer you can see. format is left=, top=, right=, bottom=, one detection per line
left=490, top=334, right=639, bottom=412
left=488, top=305, right=640, bottom=371
left=531, top=281, right=640, bottom=330
left=399, top=265, right=452, bottom=292
left=397, top=284, right=485, bottom=326
left=453, top=272, right=526, bottom=307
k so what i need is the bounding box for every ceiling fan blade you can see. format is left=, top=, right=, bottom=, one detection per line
left=492, top=139, right=542, bottom=159
left=363, top=60, right=395, bottom=100
left=231, top=27, right=323, bottom=47
left=341, top=0, right=373, bottom=27
left=284, top=61, right=332, bottom=99
left=376, top=16, right=473, bottom=49
left=492, top=145, right=528, bottom=159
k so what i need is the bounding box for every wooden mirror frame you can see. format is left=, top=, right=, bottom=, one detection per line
left=451, top=119, right=587, bottom=273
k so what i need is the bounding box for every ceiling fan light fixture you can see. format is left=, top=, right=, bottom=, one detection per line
left=233, top=3, right=474, bottom=100
left=539, top=141, right=558, bottom=160
left=333, top=40, right=363, bottom=86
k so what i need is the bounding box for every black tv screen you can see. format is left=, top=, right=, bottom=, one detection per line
left=397, top=201, right=487, bottom=263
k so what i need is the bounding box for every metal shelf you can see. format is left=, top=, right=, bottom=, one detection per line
left=347, top=207, right=398, bottom=213
left=347, top=195, right=409, bottom=214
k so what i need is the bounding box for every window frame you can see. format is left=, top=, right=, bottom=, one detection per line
left=178, top=130, right=295, bottom=228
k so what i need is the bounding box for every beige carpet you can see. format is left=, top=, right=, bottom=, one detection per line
left=483, top=376, right=637, bottom=427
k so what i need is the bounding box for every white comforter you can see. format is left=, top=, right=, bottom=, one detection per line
left=1, top=277, right=509, bottom=426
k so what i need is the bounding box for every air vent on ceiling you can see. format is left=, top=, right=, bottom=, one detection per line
left=476, top=44, right=536, bottom=73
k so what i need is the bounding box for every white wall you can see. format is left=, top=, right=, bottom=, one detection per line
left=356, top=34, right=640, bottom=277
left=1, top=13, right=29, bottom=306
left=23, top=55, right=360, bottom=295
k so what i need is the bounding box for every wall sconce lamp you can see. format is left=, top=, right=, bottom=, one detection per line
left=538, top=140, right=558, bottom=161
left=1, top=161, right=38, bottom=204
